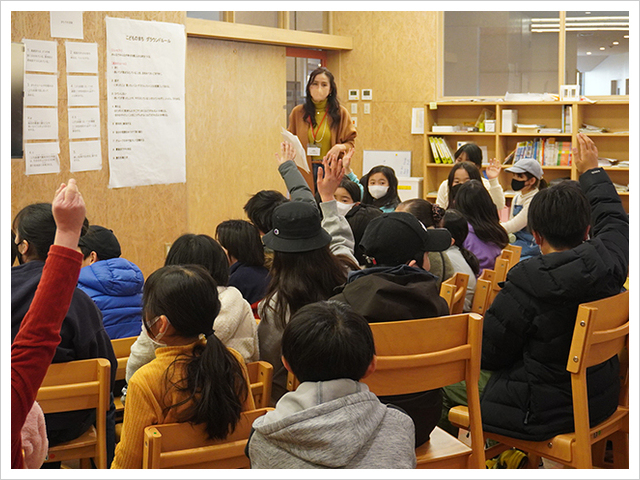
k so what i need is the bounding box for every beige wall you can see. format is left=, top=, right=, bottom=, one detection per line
left=329, top=11, right=439, bottom=178
left=11, top=10, right=439, bottom=278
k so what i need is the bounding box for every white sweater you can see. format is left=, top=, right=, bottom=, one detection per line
left=436, top=176, right=505, bottom=210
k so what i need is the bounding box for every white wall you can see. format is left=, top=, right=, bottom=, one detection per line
left=584, top=53, right=629, bottom=95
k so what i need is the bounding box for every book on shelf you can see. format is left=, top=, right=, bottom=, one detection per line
left=432, top=125, right=456, bottom=133
left=557, top=140, right=572, bottom=166
left=543, top=138, right=558, bottom=166
left=428, top=136, right=442, bottom=163
left=539, top=127, right=562, bottom=134
left=515, top=124, right=544, bottom=134
left=562, top=105, right=573, bottom=133
left=579, top=124, right=608, bottom=133
left=438, top=137, right=455, bottom=163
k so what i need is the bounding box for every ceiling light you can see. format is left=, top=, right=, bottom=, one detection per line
left=585, top=12, right=591, bottom=14
left=600, top=47, right=606, bottom=50
left=586, top=51, right=592, bottom=55
left=624, top=35, right=629, bottom=38
left=613, top=41, right=619, bottom=45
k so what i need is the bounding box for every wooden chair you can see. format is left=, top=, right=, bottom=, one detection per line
left=36, top=358, right=111, bottom=469
left=439, top=272, right=469, bottom=314
left=469, top=277, right=491, bottom=316
left=477, top=268, right=502, bottom=310
left=246, top=361, right=273, bottom=408
left=286, top=370, right=300, bottom=392
left=503, top=244, right=522, bottom=264
left=361, top=313, right=485, bottom=469
left=493, top=256, right=510, bottom=284
left=449, top=290, right=629, bottom=469
left=142, top=407, right=273, bottom=468
left=110, top=335, right=137, bottom=417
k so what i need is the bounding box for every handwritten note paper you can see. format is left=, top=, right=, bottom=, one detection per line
left=23, top=39, right=57, bottom=73
left=70, top=140, right=102, bottom=172
left=24, top=74, right=58, bottom=106
left=50, top=11, right=84, bottom=39
left=24, top=108, right=59, bottom=140
left=25, top=142, right=60, bottom=175
left=68, top=107, right=101, bottom=139
left=67, top=75, right=99, bottom=106
left=66, top=41, right=98, bottom=73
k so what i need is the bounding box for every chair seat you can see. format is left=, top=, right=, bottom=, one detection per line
left=415, top=426, right=473, bottom=469
left=449, top=405, right=629, bottom=465
left=46, top=426, right=97, bottom=462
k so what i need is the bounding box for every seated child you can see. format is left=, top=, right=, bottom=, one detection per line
left=247, top=300, right=416, bottom=469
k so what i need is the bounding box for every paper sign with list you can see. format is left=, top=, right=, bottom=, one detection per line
left=23, top=39, right=57, bottom=73
left=24, top=108, right=59, bottom=140
left=66, top=42, right=98, bottom=73
left=24, top=74, right=58, bottom=106
left=106, top=17, right=186, bottom=188
left=25, top=142, right=60, bottom=175
left=67, top=75, right=99, bottom=106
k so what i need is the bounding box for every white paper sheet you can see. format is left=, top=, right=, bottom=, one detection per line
left=24, top=74, right=58, bottom=106
left=23, top=39, right=57, bottom=73
left=50, top=11, right=84, bottom=39
left=24, top=107, right=59, bottom=140
left=280, top=127, right=309, bottom=173
left=68, top=107, right=101, bottom=139
left=70, top=140, right=102, bottom=172
left=25, top=142, right=60, bottom=175
left=106, top=17, right=186, bottom=188
left=411, top=107, right=424, bottom=134
left=66, top=41, right=98, bottom=73
left=67, top=75, right=99, bottom=106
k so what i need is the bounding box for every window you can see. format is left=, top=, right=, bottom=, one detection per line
left=235, top=11, right=279, bottom=28
left=286, top=48, right=327, bottom=118
left=289, top=12, right=324, bottom=33
left=186, top=12, right=221, bottom=21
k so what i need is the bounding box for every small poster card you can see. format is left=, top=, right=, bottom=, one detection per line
left=24, top=107, right=59, bottom=140
left=23, top=39, right=57, bottom=73
left=66, top=41, right=98, bottom=73
left=50, top=11, right=84, bottom=39
left=70, top=139, right=102, bottom=172
left=67, top=75, right=99, bottom=106
left=280, top=127, right=309, bottom=173
left=68, top=107, right=101, bottom=139
left=25, top=142, right=60, bottom=175
left=24, top=74, right=58, bottom=106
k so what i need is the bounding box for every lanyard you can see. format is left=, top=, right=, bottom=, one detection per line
left=311, top=110, right=328, bottom=142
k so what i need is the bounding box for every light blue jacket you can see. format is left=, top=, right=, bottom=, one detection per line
left=77, top=258, right=143, bottom=339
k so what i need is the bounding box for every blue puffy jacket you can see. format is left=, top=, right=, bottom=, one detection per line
left=77, top=258, right=143, bottom=339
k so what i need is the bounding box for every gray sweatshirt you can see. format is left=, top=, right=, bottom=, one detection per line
left=247, top=379, right=416, bottom=469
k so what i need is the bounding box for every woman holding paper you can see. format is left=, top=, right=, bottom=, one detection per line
left=288, top=67, right=357, bottom=191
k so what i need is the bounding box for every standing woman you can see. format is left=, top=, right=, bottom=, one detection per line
left=288, top=67, right=357, bottom=190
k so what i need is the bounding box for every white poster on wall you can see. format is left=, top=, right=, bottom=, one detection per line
left=70, top=140, right=102, bottom=172
left=50, top=11, right=84, bottom=39
left=23, top=39, right=57, bottom=73
left=67, top=75, right=99, bottom=106
left=25, top=142, right=60, bottom=175
left=24, top=107, right=59, bottom=140
left=105, top=17, right=186, bottom=188
left=66, top=41, right=98, bottom=73
left=68, top=107, right=101, bottom=139
left=24, top=74, right=58, bottom=106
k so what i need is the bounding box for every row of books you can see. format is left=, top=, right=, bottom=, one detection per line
left=512, top=138, right=572, bottom=166
left=428, top=136, right=455, bottom=163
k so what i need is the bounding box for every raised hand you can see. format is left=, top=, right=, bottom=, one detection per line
left=573, top=133, right=599, bottom=175
left=485, top=157, right=501, bottom=180
left=316, top=156, right=345, bottom=203
left=341, top=147, right=355, bottom=175
left=52, top=179, right=86, bottom=250
left=275, top=141, right=297, bottom=165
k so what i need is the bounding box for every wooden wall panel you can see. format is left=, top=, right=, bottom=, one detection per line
left=11, top=11, right=187, bottom=279
left=329, top=11, right=438, bottom=178
left=185, top=38, right=287, bottom=237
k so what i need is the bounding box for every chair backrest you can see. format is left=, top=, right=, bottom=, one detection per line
left=567, top=290, right=629, bottom=452
left=246, top=361, right=273, bottom=408
left=493, top=256, right=510, bottom=284
left=362, top=314, right=485, bottom=468
left=470, top=278, right=491, bottom=316
left=440, top=272, right=469, bottom=315
left=503, top=244, right=522, bottom=264
left=36, top=358, right=111, bottom=468
left=142, top=407, right=273, bottom=469
left=110, top=336, right=137, bottom=382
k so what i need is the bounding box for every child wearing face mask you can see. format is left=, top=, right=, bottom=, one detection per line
left=501, top=159, right=547, bottom=260
left=358, top=165, right=401, bottom=213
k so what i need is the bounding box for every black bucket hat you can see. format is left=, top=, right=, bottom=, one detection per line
left=262, top=201, right=331, bottom=253
left=360, top=211, right=452, bottom=266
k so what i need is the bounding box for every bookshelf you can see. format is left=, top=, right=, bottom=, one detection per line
left=423, top=100, right=629, bottom=212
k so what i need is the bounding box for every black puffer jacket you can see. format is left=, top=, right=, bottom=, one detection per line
left=480, top=168, right=629, bottom=441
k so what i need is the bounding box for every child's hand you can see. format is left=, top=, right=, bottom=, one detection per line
left=341, top=148, right=355, bottom=175
left=573, top=133, right=599, bottom=175
left=52, top=179, right=86, bottom=251
left=485, top=158, right=501, bottom=179
left=275, top=142, right=297, bottom=165
left=317, top=156, right=345, bottom=203
left=323, top=144, right=347, bottom=164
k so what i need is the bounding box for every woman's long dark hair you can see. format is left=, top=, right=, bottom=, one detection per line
left=360, top=165, right=401, bottom=210
left=447, top=161, right=482, bottom=208
left=303, top=67, right=341, bottom=128
left=443, top=209, right=480, bottom=276
left=215, top=220, right=265, bottom=267
left=261, top=247, right=353, bottom=329
left=143, top=265, right=248, bottom=440
left=453, top=180, right=509, bottom=249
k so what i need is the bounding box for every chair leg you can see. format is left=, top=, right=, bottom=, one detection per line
left=79, top=458, right=92, bottom=469
left=609, top=431, right=629, bottom=469
left=591, top=438, right=608, bottom=468
left=525, top=453, right=541, bottom=469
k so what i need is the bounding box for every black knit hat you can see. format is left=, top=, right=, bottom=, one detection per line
left=359, top=211, right=451, bottom=266
left=78, top=225, right=121, bottom=260
left=262, top=201, right=331, bottom=253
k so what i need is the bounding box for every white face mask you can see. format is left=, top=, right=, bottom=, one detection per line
left=368, top=185, right=389, bottom=200
left=146, top=315, right=168, bottom=348
left=335, top=201, right=355, bottom=216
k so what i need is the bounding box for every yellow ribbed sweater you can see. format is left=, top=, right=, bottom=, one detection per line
left=111, top=339, right=254, bottom=469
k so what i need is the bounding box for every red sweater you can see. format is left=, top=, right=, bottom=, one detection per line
left=11, top=246, right=82, bottom=469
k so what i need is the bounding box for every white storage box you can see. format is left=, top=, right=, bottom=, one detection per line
left=397, top=177, right=423, bottom=202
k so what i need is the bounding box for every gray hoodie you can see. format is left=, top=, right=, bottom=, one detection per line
left=247, top=379, right=416, bottom=469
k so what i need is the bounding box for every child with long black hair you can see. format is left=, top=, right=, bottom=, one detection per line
left=442, top=209, right=481, bottom=311
left=112, top=265, right=254, bottom=469
left=453, top=179, right=509, bottom=272
left=359, top=165, right=401, bottom=212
